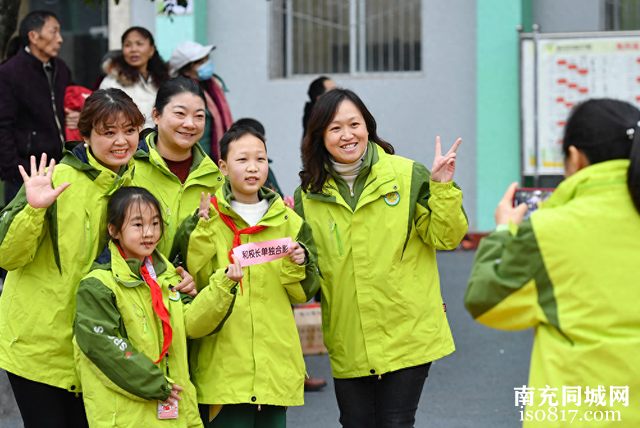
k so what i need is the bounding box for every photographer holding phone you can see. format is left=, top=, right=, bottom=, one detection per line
left=465, top=98, right=640, bottom=426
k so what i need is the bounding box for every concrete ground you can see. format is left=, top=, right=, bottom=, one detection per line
left=0, top=251, right=534, bottom=427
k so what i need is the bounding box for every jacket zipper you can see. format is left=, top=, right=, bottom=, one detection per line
left=329, top=221, right=343, bottom=256
left=84, top=216, right=92, bottom=264
left=48, top=65, right=65, bottom=148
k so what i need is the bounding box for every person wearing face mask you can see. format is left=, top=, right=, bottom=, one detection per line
left=100, top=27, right=171, bottom=129
left=169, top=41, right=233, bottom=163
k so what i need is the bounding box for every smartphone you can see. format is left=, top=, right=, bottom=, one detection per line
left=513, top=188, right=554, bottom=220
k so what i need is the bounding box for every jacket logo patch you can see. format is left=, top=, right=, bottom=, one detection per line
left=169, top=288, right=181, bottom=301
left=125, top=351, right=133, bottom=358
left=384, top=192, right=400, bottom=206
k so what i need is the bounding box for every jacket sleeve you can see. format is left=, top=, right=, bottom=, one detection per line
left=0, top=67, right=26, bottom=181
left=279, top=220, right=320, bottom=304
left=0, top=187, right=50, bottom=270
left=184, top=269, right=239, bottom=338
left=172, top=209, right=218, bottom=289
left=74, top=277, right=172, bottom=402
left=465, top=221, right=561, bottom=332
left=412, top=162, right=468, bottom=250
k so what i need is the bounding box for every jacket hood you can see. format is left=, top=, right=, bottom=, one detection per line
left=60, top=141, right=136, bottom=192
left=543, top=159, right=630, bottom=210
left=214, top=182, right=288, bottom=228
left=135, top=131, right=218, bottom=179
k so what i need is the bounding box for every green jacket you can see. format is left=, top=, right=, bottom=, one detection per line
left=74, top=241, right=238, bottom=428
left=133, top=132, right=224, bottom=258
left=0, top=143, right=134, bottom=392
left=175, top=183, right=320, bottom=406
left=466, top=160, right=640, bottom=427
left=294, top=142, right=468, bottom=379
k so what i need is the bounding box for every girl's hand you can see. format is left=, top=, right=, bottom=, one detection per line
left=288, top=242, right=306, bottom=265
left=225, top=255, right=244, bottom=282
left=174, top=267, right=197, bottom=297
left=163, top=383, right=184, bottom=406
left=430, top=136, right=461, bottom=183
left=18, top=154, right=70, bottom=209
left=495, top=182, right=529, bottom=226
left=198, top=192, right=211, bottom=220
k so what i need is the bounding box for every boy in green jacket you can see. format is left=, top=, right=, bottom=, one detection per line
left=174, top=125, right=320, bottom=428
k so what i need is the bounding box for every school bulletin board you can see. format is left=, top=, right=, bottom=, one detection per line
left=521, top=31, right=640, bottom=175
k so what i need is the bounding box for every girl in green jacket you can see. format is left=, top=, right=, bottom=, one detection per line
left=466, top=99, right=640, bottom=427
left=0, top=88, right=144, bottom=428
left=74, top=186, right=242, bottom=428
left=294, top=88, right=468, bottom=428
left=133, top=77, right=224, bottom=260
left=174, top=125, right=320, bottom=428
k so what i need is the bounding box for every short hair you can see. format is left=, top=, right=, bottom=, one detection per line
left=78, top=88, right=145, bottom=139
left=19, top=11, right=59, bottom=47
left=219, top=125, right=267, bottom=161
left=233, top=118, right=265, bottom=137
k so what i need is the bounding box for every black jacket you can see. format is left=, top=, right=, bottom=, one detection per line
left=0, top=48, right=71, bottom=181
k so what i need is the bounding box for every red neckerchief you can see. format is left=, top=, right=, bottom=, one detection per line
left=116, top=244, right=173, bottom=364
left=211, top=196, right=267, bottom=295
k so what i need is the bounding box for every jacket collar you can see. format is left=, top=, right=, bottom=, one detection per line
left=60, top=142, right=135, bottom=194
left=214, top=181, right=288, bottom=228
left=135, top=131, right=221, bottom=182
left=543, top=159, right=630, bottom=210
left=309, top=142, right=398, bottom=211
left=95, top=241, right=168, bottom=288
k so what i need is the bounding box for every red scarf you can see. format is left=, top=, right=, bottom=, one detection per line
left=116, top=245, right=172, bottom=364
left=211, top=196, right=267, bottom=295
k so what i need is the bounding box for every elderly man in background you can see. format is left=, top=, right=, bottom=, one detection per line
left=0, top=10, right=76, bottom=206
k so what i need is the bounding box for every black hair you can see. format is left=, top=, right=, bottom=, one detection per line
left=107, top=187, right=165, bottom=246
left=563, top=98, right=640, bottom=213
left=154, top=76, right=207, bottom=116
left=233, top=118, right=265, bottom=137
left=300, top=88, right=394, bottom=194
left=19, top=10, right=59, bottom=47
left=303, top=76, right=331, bottom=137
left=219, top=125, right=267, bottom=161
left=110, top=27, right=170, bottom=89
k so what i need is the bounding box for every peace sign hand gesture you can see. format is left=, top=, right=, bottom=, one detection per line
left=431, top=136, right=462, bottom=183
left=18, top=154, right=70, bottom=209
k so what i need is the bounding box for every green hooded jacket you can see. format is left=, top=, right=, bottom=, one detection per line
left=0, top=143, right=134, bottom=392
left=74, top=241, right=239, bottom=428
left=466, top=160, right=640, bottom=427
left=174, top=183, right=320, bottom=406
left=133, top=132, right=224, bottom=258
left=294, top=142, right=468, bottom=379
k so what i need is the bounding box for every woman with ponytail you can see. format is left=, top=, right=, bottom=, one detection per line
left=466, top=98, right=640, bottom=426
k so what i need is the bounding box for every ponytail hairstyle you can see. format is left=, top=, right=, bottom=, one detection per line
left=303, top=76, right=331, bottom=137
left=562, top=98, right=640, bottom=213
left=106, top=186, right=166, bottom=245
left=300, top=88, right=394, bottom=194
left=110, top=27, right=170, bottom=89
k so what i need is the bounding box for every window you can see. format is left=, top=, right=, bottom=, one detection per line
left=270, top=0, right=421, bottom=78
left=605, top=0, right=640, bottom=30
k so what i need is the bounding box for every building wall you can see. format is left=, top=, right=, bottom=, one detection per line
left=208, top=0, right=478, bottom=229
left=532, top=0, right=604, bottom=33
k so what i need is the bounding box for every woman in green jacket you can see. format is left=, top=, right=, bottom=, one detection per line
left=0, top=88, right=144, bottom=427
left=294, top=88, right=468, bottom=428
left=74, top=186, right=242, bottom=428
left=133, top=77, right=223, bottom=260
left=466, top=99, right=640, bottom=427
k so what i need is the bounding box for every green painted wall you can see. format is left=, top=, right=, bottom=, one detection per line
left=155, top=0, right=209, bottom=62
left=476, top=0, right=526, bottom=231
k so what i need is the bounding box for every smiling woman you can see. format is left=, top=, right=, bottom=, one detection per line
left=0, top=88, right=142, bottom=428
left=132, top=77, right=224, bottom=258
left=99, top=27, right=170, bottom=128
